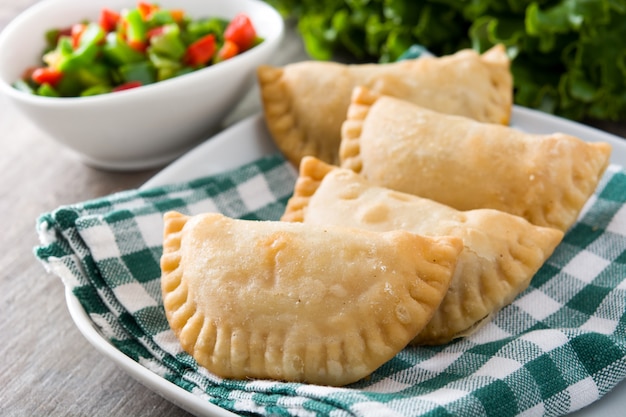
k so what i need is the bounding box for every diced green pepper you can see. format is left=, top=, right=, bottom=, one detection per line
left=148, top=10, right=176, bottom=26
left=58, top=42, right=100, bottom=72
left=53, top=24, right=104, bottom=72
left=176, top=67, right=195, bottom=76
left=151, top=52, right=191, bottom=82
left=125, top=8, right=147, bottom=43
left=185, top=18, right=227, bottom=43
left=77, top=64, right=111, bottom=87
left=103, top=32, right=145, bottom=65
left=54, top=69, right=84, bottom=97
left=156, top=67, right=177, bottom=81
left=44, top=29, right=61, bottom=52
left=78, top=23, right=105, bottom=48
left=80, top=85, right=113, bottom=96
left=36, top=83, right=60, bottom=97
left=149, top=24, right=186, bottom=60
left=119, top=61, right=156, bottom=85
left=108, top=68, right=124, bottom=85
left=148, top=50, right=182, bottom=70
left=51, top=36, right=74, bottom=59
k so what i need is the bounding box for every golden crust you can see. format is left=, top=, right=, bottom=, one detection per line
left=257, top=45, right=513, bottom=166
left=161, top=211, right=462, bottom=385
left=282, top=157, right=564, bottom=344
left=340, top=87, right=612, bottom=232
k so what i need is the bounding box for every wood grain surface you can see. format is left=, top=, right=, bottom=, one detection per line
left=0, top=1, right=183, bottom=415
left=0, top=1, right=306, bottom=416
left=0, top=1, right=624, bottom=416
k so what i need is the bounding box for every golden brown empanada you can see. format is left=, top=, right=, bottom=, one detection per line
left=161, top=211, right=462, bottom=385
left=340, top=87, right=612, bottom=232
left=258, top=45, right=512, bottom=166
left=282, top=157, right=565, bottom=345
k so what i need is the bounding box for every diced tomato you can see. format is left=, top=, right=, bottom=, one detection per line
left=169, top=9, right=185, bottom=22
left=224, top=14, right=256, bottom=51
left=99, top=8, right=120, bottom=32
left=71, top=23, right=87, bottom=49
left=128, top=39, right=148, bottom=52
left=58, top=27, right=73, bottom=39
left=21, top=67, right=37, bottom=81
left=31, top=67, right=63, bottom=87
left=216, top=40, right=239, bottom=62
left=184, top=34, right=216, bottom=66
left=146, top=26, right=165, bottom=39
left=112, top=81, right=142, bottom=92
left=137, top=1, right=158, bottom=20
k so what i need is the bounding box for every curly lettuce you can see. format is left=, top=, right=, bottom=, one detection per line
left=265, top=0, right=626, bottom=122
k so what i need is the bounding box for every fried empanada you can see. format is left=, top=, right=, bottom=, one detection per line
left=282, top=157, right=564, bottom=345
left=161, top=211, right=462, bottom=385
left=258, top=45, right=512, bottom=166
left=340, top=87, right=612, bottom=232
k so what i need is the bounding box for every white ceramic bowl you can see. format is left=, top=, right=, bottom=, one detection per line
left=0, top=0, right=283, bottom=170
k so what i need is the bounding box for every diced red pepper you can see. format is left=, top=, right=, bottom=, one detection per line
left=146, top=26, right=165, bottom=39
left=71, top=23, right=87, bottom=49
left=224, top=14, right=256, bottom=51
left=128, top=39, right=148, bottom=53
left=184, top=34, right=216, bottom=66
left=112, top=81, right=142, bottom=92
left=99, top=8, right=120, bottom=32
left=22, top=66, right=39, bottom=81
left=137, top=1, right=158, bottom=20
left=31, top=67, right=63, bottom=87
left=216, top=40, right=239, bottom=62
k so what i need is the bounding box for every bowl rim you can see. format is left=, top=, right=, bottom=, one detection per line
left=0, top=0, right=284, bottom=107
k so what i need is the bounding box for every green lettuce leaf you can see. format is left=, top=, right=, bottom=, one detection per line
left=264, top=0, right=626, bottom=122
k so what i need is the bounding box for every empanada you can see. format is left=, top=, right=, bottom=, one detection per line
left=258, top=45, right=512, bottom=166
left=161, top=211, right=462, bottom=385
left=282, top=157, right=564, bottom=345
left=340, top=87, right=612, bottom=232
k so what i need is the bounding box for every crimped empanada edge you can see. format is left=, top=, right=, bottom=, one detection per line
left=160, top=211, right=196, bottom=345
left=412, top=219, right=565, bottom=346
left=281, top=156, right=336, bottom=222
left=257, top=65, right=307, bottom=166
left=161, top=211, right=188, bottom=294
left=339, top=86, right=381, bottom=173
left=567, top=140, right=612, bottom=230
left=542, top=138, right=612, bottom=232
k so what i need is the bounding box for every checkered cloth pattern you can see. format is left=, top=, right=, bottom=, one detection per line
left=34, top=153, right=626, bottom=417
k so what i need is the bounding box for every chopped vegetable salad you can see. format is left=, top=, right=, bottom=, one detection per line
left=14, top=1, right=263, bottom=97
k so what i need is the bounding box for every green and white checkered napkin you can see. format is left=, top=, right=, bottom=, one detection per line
left=34, top=152, right=626, bottom=417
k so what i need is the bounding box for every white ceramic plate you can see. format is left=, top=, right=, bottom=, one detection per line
left=66, top=107, right=626, bottom=417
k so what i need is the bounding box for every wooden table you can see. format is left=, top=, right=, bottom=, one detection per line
left=1, top=2, right=625, bottom=416
left=0, top=1, right=307, bottom=415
